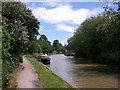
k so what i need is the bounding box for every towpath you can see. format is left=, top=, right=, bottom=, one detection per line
left=16, top=56, right=42, bottom=88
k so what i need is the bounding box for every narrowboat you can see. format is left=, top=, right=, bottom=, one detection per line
left=36, top=54, right=50, bottom=64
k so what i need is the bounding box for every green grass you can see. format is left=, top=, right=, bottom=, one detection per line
left=26, top=55, right=73, bottom=88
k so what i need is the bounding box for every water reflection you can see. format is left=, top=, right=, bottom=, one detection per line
left=47, top=54, right=119, bottom=88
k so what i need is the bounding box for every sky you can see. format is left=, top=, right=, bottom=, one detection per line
left=24, top=1, right=112, bottom=45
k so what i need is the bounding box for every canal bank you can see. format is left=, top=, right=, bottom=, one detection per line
left=47, top=54, right=119, bottom=88
left=26, top=55, right=74, bottom=88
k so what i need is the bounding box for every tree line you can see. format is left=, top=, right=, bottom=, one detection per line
left=29, top=34, right=65, bottom=55
left=66, top=2, right=120, bottom=65
left=2, top=2, right=64, bottom=88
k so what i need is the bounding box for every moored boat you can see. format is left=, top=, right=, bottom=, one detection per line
left=64, top=50, right=75, bottom=56
left=35, top=54, right=50, bottom=64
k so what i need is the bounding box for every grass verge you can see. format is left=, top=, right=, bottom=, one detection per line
left=26, top=55, right=73, bottom=88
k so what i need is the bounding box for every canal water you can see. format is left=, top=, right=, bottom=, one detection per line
left=47, top=54, right=119, bottom=88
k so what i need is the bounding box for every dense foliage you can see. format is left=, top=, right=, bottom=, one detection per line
left=0, top=19, right=2, bottom=89
left=67, top=2, right=120, bottom=65
left=2, top=2, right=40, bottom=88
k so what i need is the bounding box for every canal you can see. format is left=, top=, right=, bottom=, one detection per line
left=47, top=54, right=119, bottom=88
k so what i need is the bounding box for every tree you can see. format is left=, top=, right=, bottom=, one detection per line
left=67, top=1, right=120, bottom=65
left=29, top=41, right=41, bottom=54
left=96, top=1, right=120, bottom=64
left=53, top=40, right=64, bottom=54
left=38, top=35, right=53, bottom=54
left=2, top=2, right=40, bottom=55
left=39, top=35, right=48, bottom=41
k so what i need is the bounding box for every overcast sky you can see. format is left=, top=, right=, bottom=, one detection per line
left=25, top=2, right=111, bottom=45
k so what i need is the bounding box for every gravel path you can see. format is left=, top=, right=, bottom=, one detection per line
left=16, top=56, right=42, bottom=88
